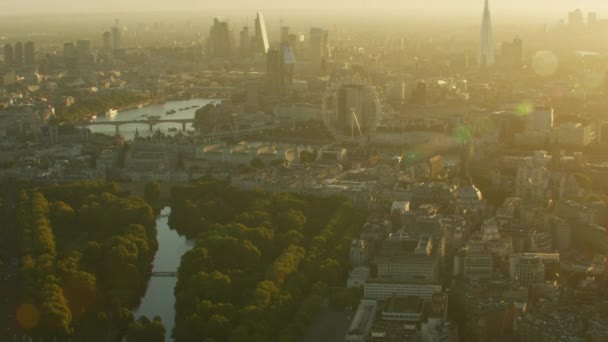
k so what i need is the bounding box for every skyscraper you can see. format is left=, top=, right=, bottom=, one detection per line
left=208, top=17, right=232, bottom=58
left=501, top=37, right=522, bottom=68
left=281, top=26, right=290, bottom=43
left=254, top=12, right=269, bottom=54
left=309, top=27, right=329, bottom=69
left=478, top=0, right=494, bottom=67
left=24, top=41, right=35, bottom=65
left=103, top=31, right=112, bottom=53
left=239, top=26, right=250, bottom=55
left=112, top=24, right=122, bottom=51
left=265, top=43, right=296, bottom=98
left=14, top=42, right=23, bottom=66
left=64, top=42, right=77, bottom=59
left=266, top=48, right=283, bottom=98
left=3, top=44, right=13, bottom=66
left=76, top=39, right=92, bottom=64
left=568, top=8, right=585, bottom=31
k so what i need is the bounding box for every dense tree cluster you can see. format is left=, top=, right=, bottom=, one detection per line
left=16, top=181, right=160, bottom=340
left=170, top=180, right=366, bottom=341
left=126, top=315, right=165, bottom=342
left=53, top=92, right=147, bottom=123
left=144, top=181, right=161, bottom=207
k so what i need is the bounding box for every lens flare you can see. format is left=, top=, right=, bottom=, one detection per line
left=454, top=125, right=471, bottom=144
left=532, top=50, right=558, bottom=77
left=516, top=102, right=534, bottom=117
left=16, top=303, right=40, bottom=330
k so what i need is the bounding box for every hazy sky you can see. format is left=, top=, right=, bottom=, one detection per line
left=4, top=0, right=608, bottom=16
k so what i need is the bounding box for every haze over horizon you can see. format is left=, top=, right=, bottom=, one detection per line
left=4, top=0, right=608, bottom=18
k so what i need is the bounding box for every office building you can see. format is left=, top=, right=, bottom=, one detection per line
left=280, top=26, right=289, bottom=43
left=553, top=122, right=594, bottom=147
left=103, top=31, right=112, bottom=53
left=410, top=81, right=427, bottom=104
left=244, top=79, right=260, bottom=111
left=386, top=80, right=406, bottom=104
left=463, top=233, right=493, bottom=280
left=347, top=266, right=370, bottom=289
left=527, top=106, right=553, bottom=132
left=309, top=27, right=329, bottom=70
left=3, top=44, right=13, bottom=66
left=23, top=41, right=35, bottom=65
left=375, top=235, right=440, bottom=282
left=266, top=48, right=283, bottom=98
left=478, top=0, right=495, bottom=67
left=63, top=42, right=77, bottom=59
left=363, top=279, right=441, bottom=300
left=208, top=17, right=232, bottom=58
left=254, top=12, right=269, bottom=54
left=112, top=23, right=122, bottom=50
left=510, top=255, right=545, bottom=286
left=350, top=240, right=369, bottom=267
left=266, top=43, right=295, bottom=98
left=530, top=231, right=553, bottom=252
left=588, top=12, right=598, bottom=27
left=569, top=8, right=585, bottom=31
left=552, top=217, right=571, bottom=251
left=381, top=296, right=425, bottom=323
left=76, top=39, right=92, bottom=64
left=13, top=42, right=23, bottom=66
left=239, top=26, right=250, bottom=55
left=509, top=253, right=558, bottom=284
left=501, top=37, right=522, bottom=68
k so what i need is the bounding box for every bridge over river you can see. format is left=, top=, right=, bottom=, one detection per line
left=75, top=118, right=195, bottom=133
left=150, top=271, right=177, bottom=277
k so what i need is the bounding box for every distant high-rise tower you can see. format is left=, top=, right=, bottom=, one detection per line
left=14, top=42, right=23, bottom=66
left=568, top=9, right=585, bottom=31
left=24, top=41, right=35, bottom=65
left=3, top=44, right=13, bottom=66
left=112, top=21, right=122, bottom=51
left=501, top=37, right=522, bottom=68
left=281, top=26, right=290, bottom=43
left=309, top=27, right=329, bottom=71
left=266, top=48, right=283, bottom=97
left=265, top=43, right=296, bottom=98
left=239, top=26, right=250, bottom=55
left=254, top=12, right=269, bottom=54
left=478, top=0, right=494, bottom=67
left=208, top=17, right=232, bottom=58
left=103, top=31, right=112, bottom=53
left=76, top=39, right=92, bottom=64
left=64, top=42, right=77, bottom=59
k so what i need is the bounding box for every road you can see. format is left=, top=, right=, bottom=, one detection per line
left=1, top=180, right=22, bottom=340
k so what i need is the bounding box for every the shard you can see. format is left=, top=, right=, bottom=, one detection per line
left=478, top=0, right=494, bottom=67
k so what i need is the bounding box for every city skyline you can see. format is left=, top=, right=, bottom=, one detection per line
left=4, top=0, right=608, bottom=17
left=3, top=1, right=608, bottom=342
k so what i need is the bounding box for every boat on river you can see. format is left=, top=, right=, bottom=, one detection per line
left=99, top=109, right=118, bottom=119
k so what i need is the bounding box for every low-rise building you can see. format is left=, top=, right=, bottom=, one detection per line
left=345, top=299, right=377, bottom=342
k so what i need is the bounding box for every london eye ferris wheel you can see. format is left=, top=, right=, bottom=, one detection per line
left=321, top=77, right=382, bottom=145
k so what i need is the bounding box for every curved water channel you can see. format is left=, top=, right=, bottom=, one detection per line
left=88, top=98, right=218, bottom=140
left=133, top=207, right=193, bottom=340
